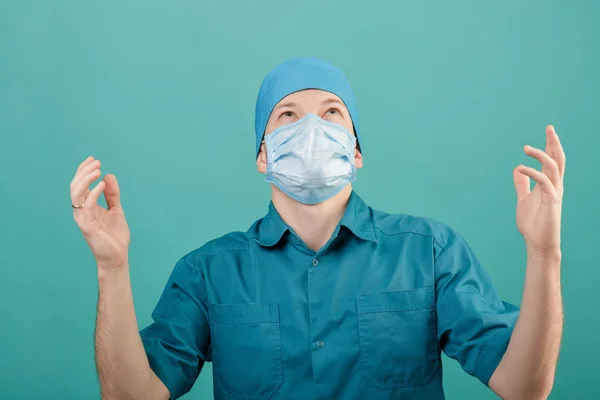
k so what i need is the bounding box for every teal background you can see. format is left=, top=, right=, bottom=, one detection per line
left=1, top=0, right=598, bottom=398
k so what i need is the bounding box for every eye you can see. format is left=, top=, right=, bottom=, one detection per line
left=324, top=108, right=343, bottom=119
left=279, top=111, right=295, bottom=119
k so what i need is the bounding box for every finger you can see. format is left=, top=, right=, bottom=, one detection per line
left=546, top=125, right=566, bottom=178
left=513, top=166, right=530, bottom=202
left=76, top=156, right=95, bottom=174
left=523, top=145, right=560, bottom=187
left=517, top=165, right=555, bottom=195
left=78, top=159, right=101, bottom=177
left=71, top=159, right=101, bottom=195
left=83, top=181, right=106, bottom=220
left=102, top=174, right=121, bottom=210
left=71, top=169, right=101, bottom=204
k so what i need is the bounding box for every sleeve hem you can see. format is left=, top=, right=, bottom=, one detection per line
left=472, top=326, right=514, bottom=387
left=142, top=338, right=189, bottom=399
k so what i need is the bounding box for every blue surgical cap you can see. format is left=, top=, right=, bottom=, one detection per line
left=254, top=56, right=361, bottom=157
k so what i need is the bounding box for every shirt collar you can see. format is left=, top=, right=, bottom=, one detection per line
left=338, top=191, right=378, bottom=243
left=254, top=191, right=377, bottom=247
left=254, top=201, right=291, bottom=247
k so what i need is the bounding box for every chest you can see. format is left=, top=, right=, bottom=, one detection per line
left=204, top=239, right=440, bottom=398
left=204, top=234, right=436, bottom=306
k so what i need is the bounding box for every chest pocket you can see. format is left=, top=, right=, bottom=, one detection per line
left=356, top=287, right=439, bottom=390
left=208, top=302, right=284, bottom=399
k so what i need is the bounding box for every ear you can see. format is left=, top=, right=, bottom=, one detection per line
left=354, top=147, right=363, bottom=169
left=256, top=142, right=267, bottom=173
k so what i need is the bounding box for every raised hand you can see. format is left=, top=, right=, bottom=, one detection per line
left=513, top=125, right=566, bottom=255
left=70, top=156, right=131, bottom=271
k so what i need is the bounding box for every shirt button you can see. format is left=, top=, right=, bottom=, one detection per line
left=316, top=340, right=324, bottom=348
left=312, top=259, right=319, bottom=266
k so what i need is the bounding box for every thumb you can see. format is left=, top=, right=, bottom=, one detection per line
left=103, top=174, right=121, bottom=210
left=513, top=166, right=530, bottom=202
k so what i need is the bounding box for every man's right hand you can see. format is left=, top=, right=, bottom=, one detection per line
left=70, top=156, right=131, bottom=272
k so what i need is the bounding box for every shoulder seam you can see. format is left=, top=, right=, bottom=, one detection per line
left=433, top=232, right=458, bottom=262
left=192, top=233, right=252, bottom=258
left=200, top=243, right=250, bottom=257
left=374, top=225, right=436, bottom=239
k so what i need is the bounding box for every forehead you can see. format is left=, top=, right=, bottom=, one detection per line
left=274, top=89, right=347, bottom=109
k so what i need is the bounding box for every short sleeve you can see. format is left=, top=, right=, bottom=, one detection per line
left=435, top=232, right=520, bottom=386
left=139, top=256, right=210, bottom=399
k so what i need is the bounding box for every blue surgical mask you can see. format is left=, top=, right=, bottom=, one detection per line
left=264, top=113, right=357, bottom=204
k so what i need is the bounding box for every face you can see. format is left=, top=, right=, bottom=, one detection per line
left=256, top=89, right=363, bottom=173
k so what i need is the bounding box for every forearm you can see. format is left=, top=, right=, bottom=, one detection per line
left=491, top=249, right=563, bottom=399
left=95, top=263, right=168, bottom=400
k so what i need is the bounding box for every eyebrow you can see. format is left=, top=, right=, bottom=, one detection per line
left=271, top=97, right=347, bottom=116
left=321, top=98, right=345, bottom=107
left=273, top=101, right=297, bottom=111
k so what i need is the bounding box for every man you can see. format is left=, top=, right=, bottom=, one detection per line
left=70, top=57, right=565, bottom=399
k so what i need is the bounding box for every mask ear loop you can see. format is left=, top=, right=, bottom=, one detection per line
left=261, top=139, right=270, bottom=165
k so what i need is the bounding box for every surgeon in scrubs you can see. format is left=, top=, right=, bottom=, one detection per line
left=70, top=57, right=566, bottom=399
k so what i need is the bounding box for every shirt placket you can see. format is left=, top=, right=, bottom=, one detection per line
left=306, top=228, right=340, bottom=400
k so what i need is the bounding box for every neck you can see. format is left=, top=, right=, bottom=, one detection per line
left=271, top=184, right=352, bottom=252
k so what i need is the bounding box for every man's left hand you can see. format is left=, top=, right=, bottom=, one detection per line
left=513, top=125, right=566, bottom=256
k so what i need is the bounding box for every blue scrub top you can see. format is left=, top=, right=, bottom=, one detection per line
left=140, top=191, right=519, bottom=399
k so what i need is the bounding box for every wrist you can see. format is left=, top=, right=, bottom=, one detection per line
left=97, top=261, right=129, bottom=281
left=526, top=246, right=562, bottom=266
